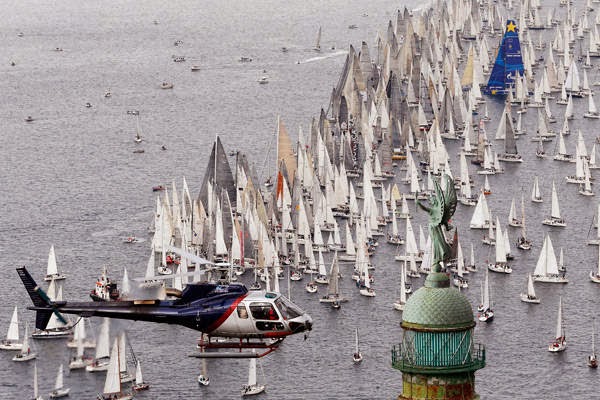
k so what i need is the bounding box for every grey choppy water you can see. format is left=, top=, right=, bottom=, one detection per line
left=1, top=0, right=600, bottom=399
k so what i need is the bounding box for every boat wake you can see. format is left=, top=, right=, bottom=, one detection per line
left=298, top=50, right=347, bottom=64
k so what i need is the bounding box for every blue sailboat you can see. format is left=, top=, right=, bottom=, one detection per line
left=483, top=20, right=524, bottom=96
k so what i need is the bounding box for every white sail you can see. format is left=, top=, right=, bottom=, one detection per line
left=104, top=338, right=121, bottom=395
left=534, top=234, right=559, bottom=276
left=135, top=360, right=144, bottom=385
left=526, top=274, right=536, bottom=299
left=47, top=245, right=58, bottom=276
left=555, top=297, right=564, bottom=340
left=550, top=181, right=562, bottom=219
left=495, top=218, right=507, bottom=263
left=482, top=271, right=490, bottom=310
left=118, top=332, right=128, bottom=374
left=6, top=306, right=19, bottom=342
left=399, top=262, right=407, bottom=303
left=95, top=318, right=110, bottom=360
left=55, top=363, right=65, bottom=390
left=247, top=358, right=258, bottom=387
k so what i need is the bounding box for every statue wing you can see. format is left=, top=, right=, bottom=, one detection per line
left=430, top=178, right=445, bottom=226
left=442, top=174, right=457, bottom=224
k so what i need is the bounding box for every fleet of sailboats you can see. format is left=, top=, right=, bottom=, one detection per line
left=8, top=1, right=600, bottom=396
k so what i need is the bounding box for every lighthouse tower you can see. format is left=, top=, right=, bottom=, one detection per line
left=391, top=271, right=485, bottom=399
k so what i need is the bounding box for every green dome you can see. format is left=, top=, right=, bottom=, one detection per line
left=402, top=272, right=475, bottom=330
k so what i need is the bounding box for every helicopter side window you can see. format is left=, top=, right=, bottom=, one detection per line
left=237, top=304, right=248, bottom=319
left=249, top=302, right=279, bottom=321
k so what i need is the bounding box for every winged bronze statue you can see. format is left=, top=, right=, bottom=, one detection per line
left=417, top=174, right=457, bottom=272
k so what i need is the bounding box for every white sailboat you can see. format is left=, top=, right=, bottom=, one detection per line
left=516, top=195, right=532, bottom=250
left=68, top=323, right=91, bottom=369
left=319, top=252, right=347, bottom=304
left=12, top=324, right=36, bottom=362
left=488, top=218, right=512, bottom=274
left=0, top=306, right=22, bottom=351
left=66, top=317, right=95, bottom=349
left=478, top=270, right=493, bottom=322
left=32, top=278, right=72, bottom=339
left=393, top=261, right=408, bottom=310
left=531, top=175, right=543, bottom=202
left=359, top=261, right=376, bottom=297
left=98, top=338, right=133, bottom=400
left=584, top=93, right=600, bottom=119
left=508, top=198, right=522, bottom=227
left=86, top=318, right=110, bottom=372
left=590, top=243, right=600, bottom=283
left=313, top=26, right=322, bottom=51
left=49, top=364, right=70, bottom=398
left=520, top=274, right=540, bottom=303
left=134, top=112, right=142, bottom=143
left=352, top=327, right=363, bottom=363
left=465, top=243, right=477, bottom=272
left=132, top=360, right=150, bottom=391
left=588, top=319, right=598, bottom=368
left=548, top=297, right=567, bottom=352
left=241, top=356, right=265, bottom=396
left=542, top=181, right=566, bottom=226
left=533, top=234, right=568, bottom=283
left=44, top=245, right=66, bottom=281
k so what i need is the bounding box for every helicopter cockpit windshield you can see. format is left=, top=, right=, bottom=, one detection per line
left=274, top=296, right=303, bottom=320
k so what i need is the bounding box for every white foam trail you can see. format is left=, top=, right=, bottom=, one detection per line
left=298, top=50, right=348, bottom=64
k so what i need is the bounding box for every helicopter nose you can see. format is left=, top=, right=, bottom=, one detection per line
left=305, top=315, right=313, bottom=331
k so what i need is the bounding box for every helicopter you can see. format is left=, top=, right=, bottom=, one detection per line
left=17, top=266, right=313, bottom=358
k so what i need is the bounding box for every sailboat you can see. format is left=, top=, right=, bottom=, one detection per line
left=588, top=319, right=598, bottom=368
left=478, top=270, right=494, bottom=322
left=68, top=322, right=92, bottom=369
left=12, top=324, right=36, bottom=362
left=132, top=360, right=150, bottom=391
left=352, top=327, right=363, bottom=363
left=241, top=356, right=265, bottom=396
left=0, top=306, right=22, bottom=351
left=134, top=112, right=142, bottom=143
left=516, top=196, right=532, bottom=250
left=393, top=261, right=409, bottom=311
left=98, top=338, right=133, bottom=400
left=359, top=260, right=376, bottom=297
left=548, top=297, right=567, bottom=352
left=319, top=252, right=347, bottom=305
left=466, top=243, right=477, bottom=272
left=533, top=234, right=568, bottom=283
left=590, top=243, right=600, bottom=283
left=49, top=364, right=70, bottom=398
left=197, top=334, right=210, bottom=386
left=86, top=318, right=110, bottom=372
left=66, top=317, right=95, bottom=349
left=531, top=175, right=543, bottom=203
left=520, top=274, right=540, bottom=303
left=584, top=93, right=600, bottom=119
left=483, top=20, right=525, bottom=96
left=32, top=362, right=43, bottom=400
left=313, top=26, right=322, bottom=51
left=488, top=218, right=512, bottom=274
left=44, top=245, right=66, bottom=281
left=542, top=181, right=566, bottom=226
left=498, top=107, right=522, bottom=162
